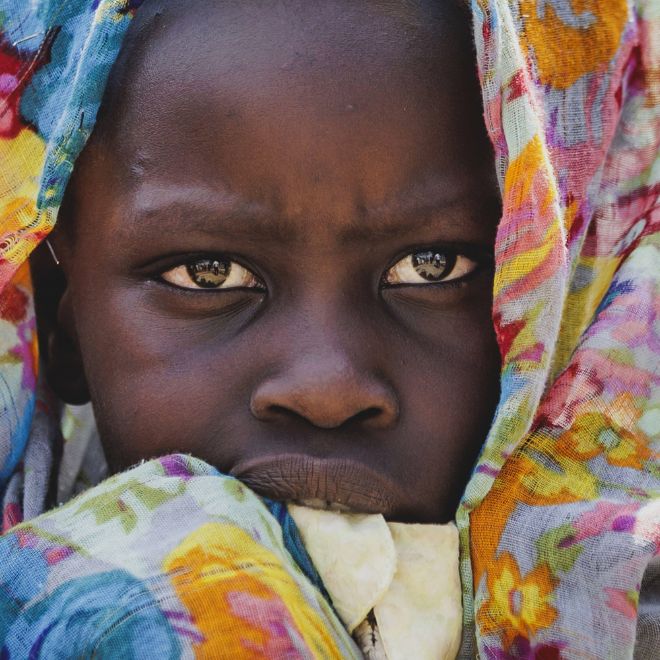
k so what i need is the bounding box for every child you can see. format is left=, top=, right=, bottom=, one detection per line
left=1, top=0, right=658, bottom=657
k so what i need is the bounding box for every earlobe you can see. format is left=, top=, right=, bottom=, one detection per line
left=31, top=235, right=90, bottom=405
left=45, top=289, right=90, bottom=406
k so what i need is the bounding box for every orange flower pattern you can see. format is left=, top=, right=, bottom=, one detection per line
left=477, top=552, right=557, bottom=646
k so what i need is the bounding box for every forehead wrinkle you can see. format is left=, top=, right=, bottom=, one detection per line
left=111, top=181, right=499, bottom=247
left=338, top=177, right=501, bottom=244
left=115, top=184, right=296, bottom=244
left=338, top=203, right=489, bottom=244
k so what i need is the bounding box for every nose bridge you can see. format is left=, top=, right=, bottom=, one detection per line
left=292, top=275, right=387, bottom=382
left=283, top=286, right=374, bottom=391
left=295, top=285, right=361, bottom=359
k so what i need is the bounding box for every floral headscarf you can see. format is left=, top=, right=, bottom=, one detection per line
left=0, top=0, right=658, bottom=656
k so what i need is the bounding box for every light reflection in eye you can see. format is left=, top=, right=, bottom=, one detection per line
left=161, top=258, right=264, bottom=290
left=383, top=249, right=478, bottom=286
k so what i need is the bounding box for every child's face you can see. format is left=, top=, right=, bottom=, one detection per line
left=52, top=0, right=501, bottom=523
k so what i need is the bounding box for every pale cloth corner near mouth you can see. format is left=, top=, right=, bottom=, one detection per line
left=287, top=504, right=397, bottom=632
left=288, top=504, right=462, bottom=660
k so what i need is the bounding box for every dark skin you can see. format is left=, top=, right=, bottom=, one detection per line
left=40, top=0, right=501, bottom=523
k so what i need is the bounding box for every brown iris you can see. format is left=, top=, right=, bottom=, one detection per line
left=186, top=258, right=231, bottom=288
left=411, top=250, right=456, bottom=282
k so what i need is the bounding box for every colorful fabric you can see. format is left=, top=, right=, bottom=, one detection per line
left=0, top=0, right=658, bottom=657
left=0, top=454, right=359, bottom=657
left=461, top=1, right=660, bottom=656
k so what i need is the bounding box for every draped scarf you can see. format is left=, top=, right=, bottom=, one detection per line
left=0, top=1, right=658, bottom=656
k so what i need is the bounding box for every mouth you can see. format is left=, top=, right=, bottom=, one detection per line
left=229, top=454, right=404, bottom=516
left=294, top=498, right=356, bottom=512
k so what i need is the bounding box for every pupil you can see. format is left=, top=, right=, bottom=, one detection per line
left=412, top=250, right=454, bottom=281
left=187, top=259, right=230, bottom=288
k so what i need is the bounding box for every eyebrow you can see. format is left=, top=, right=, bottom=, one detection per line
left=341, top=196, right=500, bottom=243
left=120, top=182, right=500, bottom=246
left=121, top=184, right=295, bottom=243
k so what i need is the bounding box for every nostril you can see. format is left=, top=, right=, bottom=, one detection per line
left=261, top=403, right=392, bottom=430
left=266, top=404, right=307, bottom=422
left=269, top=405, right=289, bottom=417
left=349, top=407, right=383, bottom=425
left=260, top=404, right=346, bottom=429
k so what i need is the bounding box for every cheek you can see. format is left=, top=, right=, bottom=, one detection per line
left=75, top=288, right=267, bottom=471
left=398, top=290, right=501, bottom=442
left=381, top=294, right=500, bottom=518
left=383, top=284, right=500, bottom=387
left=400, top=334, right=500, bottom=448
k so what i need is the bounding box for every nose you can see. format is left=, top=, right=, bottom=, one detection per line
left=250, top=354, right=399, bottom=430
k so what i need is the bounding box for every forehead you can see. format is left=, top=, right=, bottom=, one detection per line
left=81, top=0, right=494, bottom=238
left=115, top=0, right=470, bottom=90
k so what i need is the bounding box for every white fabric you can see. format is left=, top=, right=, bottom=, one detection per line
left=288, top=505, right=462, bottom=659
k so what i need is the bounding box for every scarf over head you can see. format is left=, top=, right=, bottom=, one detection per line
left=0, top=0, right=658, bottom=656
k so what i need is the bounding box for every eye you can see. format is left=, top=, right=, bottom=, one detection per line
left=382, top=249, right=478, bottom=286
left=161, top=257, right=264, bottom=290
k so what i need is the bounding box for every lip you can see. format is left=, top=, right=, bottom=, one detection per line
left=229, top=454, right=404, bottom=516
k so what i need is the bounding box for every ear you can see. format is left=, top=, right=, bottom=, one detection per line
left=31, top=240, right=90, bottom=405
left=46, top=289, right=90, bottom=405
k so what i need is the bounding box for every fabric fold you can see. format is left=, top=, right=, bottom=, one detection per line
left=0, top=455, right=360, bottom=658
left=288, top=505, right=463, bottom=660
